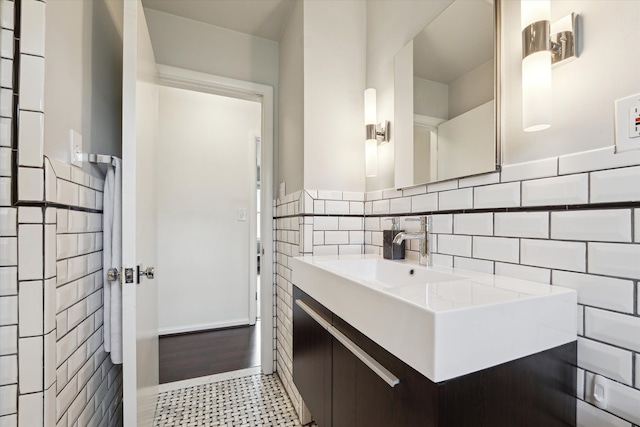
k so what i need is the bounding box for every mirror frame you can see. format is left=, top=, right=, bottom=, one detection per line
left=394, top=0, right=502, bottom=189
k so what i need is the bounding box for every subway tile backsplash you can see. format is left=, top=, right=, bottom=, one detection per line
left=550, top=209, right=632, bottom=242
left=473, top=182, right=520, bottom=209
left=521, top=173, right=589, bottom=206
left=275, top=147, right=640, bottom=426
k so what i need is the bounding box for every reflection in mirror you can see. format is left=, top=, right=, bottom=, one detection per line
left=395, top=0, right=500, bottom=188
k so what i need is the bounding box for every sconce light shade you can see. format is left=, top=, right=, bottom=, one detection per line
left=522, top=52, right=551, bottom=132
left=365, top=88, right=378, bottom=177
left=364, top=88, right=377, bottom=125
left=521, top=0, right=551, bottom=132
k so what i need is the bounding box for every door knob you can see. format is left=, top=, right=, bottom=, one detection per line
left=138, top=265, right=155, bottom=281
left=107, top=268, right=119, bottom=282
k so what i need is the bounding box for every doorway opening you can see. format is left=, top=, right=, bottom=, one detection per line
left=155, top=65, right=274, bottom=384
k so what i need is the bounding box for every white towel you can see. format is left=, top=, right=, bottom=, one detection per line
left=103, top=156, right=123, bottom=364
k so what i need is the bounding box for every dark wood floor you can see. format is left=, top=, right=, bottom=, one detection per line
left=159, top=322, right=261, bottom=384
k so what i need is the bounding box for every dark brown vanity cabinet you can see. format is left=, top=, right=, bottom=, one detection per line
left=292, top=288, right=333, bottom=427
left=292, top=286, right=577, bottom=427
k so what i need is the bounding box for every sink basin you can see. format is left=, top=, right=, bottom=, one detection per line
left=316, top=257, right=461, bottom=289
left=290, top=254, right=577, bottom=383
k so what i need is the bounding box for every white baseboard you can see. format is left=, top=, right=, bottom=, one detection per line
left=159, top=318, right=250, bottom=336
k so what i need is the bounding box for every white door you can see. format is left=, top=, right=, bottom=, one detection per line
left=122, top=1, right=159, bottom=426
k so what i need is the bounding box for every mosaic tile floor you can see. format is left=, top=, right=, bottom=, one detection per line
left=153, top=373, right=303, bottom=426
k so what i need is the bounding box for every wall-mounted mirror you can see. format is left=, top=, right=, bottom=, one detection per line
left=394, top=0, right=500, bottom=188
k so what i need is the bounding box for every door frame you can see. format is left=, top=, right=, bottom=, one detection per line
left=156, top=64, right=275, bottom=374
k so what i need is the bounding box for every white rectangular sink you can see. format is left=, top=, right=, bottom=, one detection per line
left=290, top=254, right=577, bottom=383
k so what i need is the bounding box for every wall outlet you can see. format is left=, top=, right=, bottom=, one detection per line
left=70, top=129, right=83, bottom=166
left=615, top=93, right=640, bottom=152
left=592, top=374, right=608, bottom=410
left=630, top=105, right=640, bottom=138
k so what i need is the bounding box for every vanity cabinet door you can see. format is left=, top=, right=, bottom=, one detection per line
left=293, top=288, right=333, bottom=427
left=332, top=337, right=396, bottom=427
left=332, top=316, right=440, bottom=427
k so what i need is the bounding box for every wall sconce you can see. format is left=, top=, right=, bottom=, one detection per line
left=364, top=88, right=390, bottom=177
left=521, top=1, right=578, bottom=132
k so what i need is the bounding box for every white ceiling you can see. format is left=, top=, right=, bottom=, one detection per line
left=141, top=0, right=295, bottom=41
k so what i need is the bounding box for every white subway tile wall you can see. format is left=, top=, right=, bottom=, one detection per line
left=552, top=271, right=634, bottom=313
left=590, top=166, right=640, bottom=204
left=520, top=239, right=586, bottom=272
left=577, top=307, right=584, bottom=336
left=2, top=2, right=122, bottom=423
left=473, top=182, right=520, bottom=209
left=577, top=338, right=633, bottom=385
left=453, top=213, right=493, bottom=236
left=559, top=146, right=640, bottom=175
left=550, top=210, right=632, bottom=242
left=473, top=236, right=519, bottom=263
left=576, top=399, right=631, bottom=427
left=458, top=172, right=499, bottom=188
left=521, top=174, right=589, bottom=206
left=438, top=188, right=473, bottom=210
left=54, top=194, right=122, bottom=427
left=500, top=157, right=558, bottom=182
left=0, top=7, right=16, bottom=422
left=494, top=211, right=549, bottom=239
left=584, top=308, right=640, bottom=353
left=411, top=192, right=437, bottom=212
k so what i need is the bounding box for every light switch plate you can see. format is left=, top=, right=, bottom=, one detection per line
left=69, top=130, right=83, bottom=166
left=237, top=208, right=246, bottom=221
left=615, top=93, right=640, bottom=153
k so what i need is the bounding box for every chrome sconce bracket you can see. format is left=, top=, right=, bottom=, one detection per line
left=522, top=13, right=578, bottom=65
left=550, top=13, right=578, bottom=65
left=366, top=120, right=390, bottom=143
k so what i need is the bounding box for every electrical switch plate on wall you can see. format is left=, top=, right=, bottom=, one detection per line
left=70, top=129, right=83, bottom=166
left=237, top=208, right=247, bottom=221
left=615, top=93, right=640, bottom=153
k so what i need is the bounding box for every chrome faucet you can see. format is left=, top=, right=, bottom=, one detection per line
left=392, top=216, right=431, bottom=266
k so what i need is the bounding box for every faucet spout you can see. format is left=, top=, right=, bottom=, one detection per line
left=391, top=216, right=431, bottom=266
left=392, top=231, right=423, bottom=245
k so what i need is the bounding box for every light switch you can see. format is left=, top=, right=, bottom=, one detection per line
left=237, top=208, right=246, bottom=221
left=70, top=130, right=83, bottom=166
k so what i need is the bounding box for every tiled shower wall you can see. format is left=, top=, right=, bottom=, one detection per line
left=274, top=146, right=640, bottom=426
left=0, top=1, right=122, bottom=426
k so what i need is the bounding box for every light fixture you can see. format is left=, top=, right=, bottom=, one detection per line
left=364, top=88, right=390, bottom=177
left=521, top=1, right=578, bottom=132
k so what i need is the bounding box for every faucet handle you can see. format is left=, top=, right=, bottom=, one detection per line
left=406, top=216, right=429, bottom=231
left=384, top=217, right=401, bottom=231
